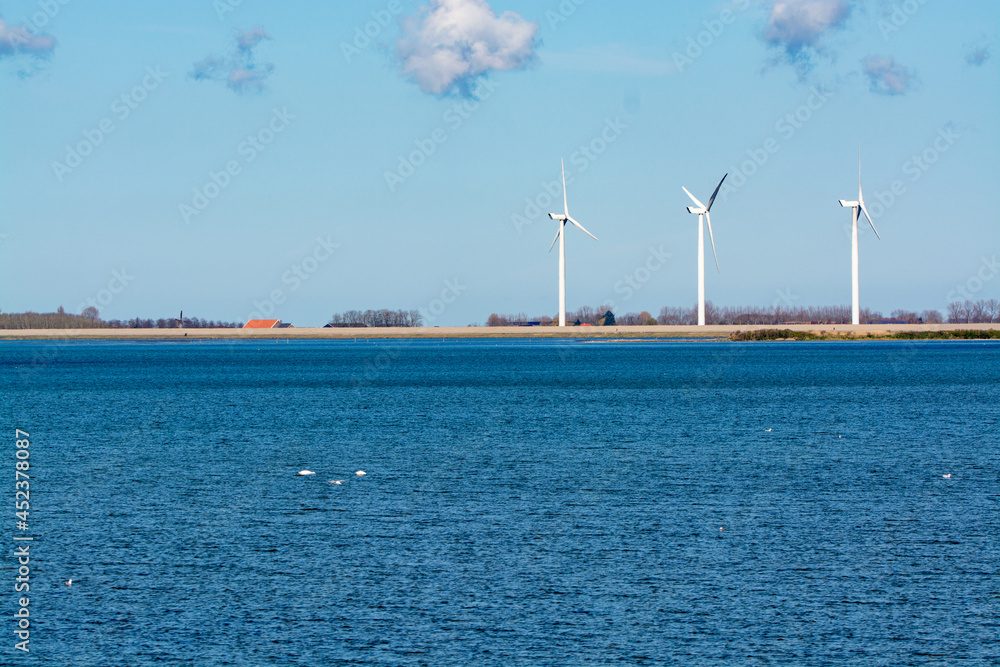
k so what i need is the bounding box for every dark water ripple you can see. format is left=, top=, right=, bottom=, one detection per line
left=1, top=339, right=998, bottom=665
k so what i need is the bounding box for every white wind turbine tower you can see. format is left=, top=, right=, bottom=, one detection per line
left=548, top=159, right=598, bottom=327
left=839, top=146, right=880, bottom=325
left=682, top=174, right=727, bottom=326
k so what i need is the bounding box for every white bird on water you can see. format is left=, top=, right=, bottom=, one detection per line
left=65, top=579, right=72, bottom=586
left=297, top=470, right=316, bottom=476
left=942, top=473, right=951, bottom=479
left=765, top=428, right=772, bottom=432
left=355, top=470, right=367, bottom=477
left=329, top=480, right=344, bottom=485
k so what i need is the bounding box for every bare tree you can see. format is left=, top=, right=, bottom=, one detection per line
left=704, top=301, right=720, bottom=325
left=657, top=305, right=697, bottom=325
left=985, top=299, right=1000, bottom=323
left=969, top=300, right=987, bottom=323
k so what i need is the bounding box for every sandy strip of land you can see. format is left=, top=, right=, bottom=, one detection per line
left=0, top=324, right=997, bottom=340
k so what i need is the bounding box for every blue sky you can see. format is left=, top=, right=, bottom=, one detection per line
left=1, top=0, right=997, bottom=326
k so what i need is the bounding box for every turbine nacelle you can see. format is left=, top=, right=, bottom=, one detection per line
left=839, top=199, right=858, bottom=208
left=548, top=213, right=568, bottom=221
left=681, top=174, right=727, bottom=273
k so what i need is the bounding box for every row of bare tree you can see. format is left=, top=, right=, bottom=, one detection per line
left=327, top=309, right=422, bottom=328
left=104, top=317, right=241, bottom=329
left=484, top=302, right=1000, bottom=326
left=0, top=310, right=105, bottom=329
left=486, top=306, right=655, bottom=326
left=0, top=309, right=241, bottom=329
left=947, top=299, right=1000, bottom=323
left=656, top=304, right=948, bottom=325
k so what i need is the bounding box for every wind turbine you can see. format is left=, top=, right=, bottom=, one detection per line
left=548, top=159, right=598, bottom=327
left=682, top=174, right=727, bottom=326
left=839, top=146, right=880, bottom=326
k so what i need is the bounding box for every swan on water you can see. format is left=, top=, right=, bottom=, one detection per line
left=355, top=470, right=367, bottom=476
left=297, top=470, right=316, bottom=476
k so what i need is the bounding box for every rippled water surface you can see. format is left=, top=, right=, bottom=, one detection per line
left=2, top=339, right=998, bottom=665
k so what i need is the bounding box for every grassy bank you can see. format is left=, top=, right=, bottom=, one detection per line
left=729, top=329, right=1000, bottom=341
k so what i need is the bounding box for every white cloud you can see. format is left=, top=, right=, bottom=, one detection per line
left=0, top=17, right=56, bottom=58
left=762, top=0, right=850, bottom=62
left=225, top=65, right=274, bottom=94
left=863, top=55, right=914, bottom=95
left=236, top=26, right=270, bottom=52
left=396, top=0, right=539, bottom=96
left=190, top=27, right=274, bottom=95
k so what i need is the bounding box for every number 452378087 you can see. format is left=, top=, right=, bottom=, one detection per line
left=15, top=430, right=30, bottom=524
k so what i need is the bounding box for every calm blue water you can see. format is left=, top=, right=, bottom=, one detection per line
left=2, top=339, right=998, bottom=666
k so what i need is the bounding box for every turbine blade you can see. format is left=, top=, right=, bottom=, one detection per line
left=705, top=211, right=720, bottom=272
left=858, top=142, right=862, bottom=195
left=859, top=201, right=880, bottom=240
left=561, top=158, right=569, bottom=217
left=682, top=186, right=705, bottom=210
left=567, top=216, right=598, bottom=241
left=706, top=174, right=728, bottom=212
left=548, top=223, right=563, bottom=253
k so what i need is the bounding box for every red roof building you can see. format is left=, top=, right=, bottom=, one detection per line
left=243, top=319, right=281, bottom=329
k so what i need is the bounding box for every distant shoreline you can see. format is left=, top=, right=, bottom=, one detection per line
left=1, top=324, right=998, bottom=341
